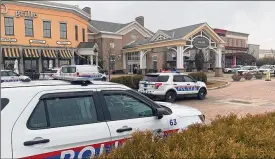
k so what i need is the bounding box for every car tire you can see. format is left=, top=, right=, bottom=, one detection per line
left=101, top=77, right=106, bottom=81
left=228, top=70, right=232, bottom=74
left=165, top=91, right=176, bottom=103
left=197, top=88, right=207, bottom=100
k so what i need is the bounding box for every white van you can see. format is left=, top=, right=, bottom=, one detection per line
left=55, top=65, right=107, bottom=81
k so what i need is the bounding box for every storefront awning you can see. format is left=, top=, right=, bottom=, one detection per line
left=2, top=48, right=20, bottom=59
left=58, top=50, right=73, bottom=59
left=42, top=49, right=57, bottom=59
left=23, top=49, right=40, bottom=59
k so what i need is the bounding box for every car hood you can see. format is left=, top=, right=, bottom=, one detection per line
left=238, top=69, right=249, bottom=72
left=259, top=69, right=270, bottom=71
left=156, top=101, right=202, bottom=117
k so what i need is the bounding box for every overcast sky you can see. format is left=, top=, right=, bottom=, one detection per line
left=57, top=1, right=275, bottom=49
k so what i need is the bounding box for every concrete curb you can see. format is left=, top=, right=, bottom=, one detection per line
left=208, top=80, right=230, bottom=90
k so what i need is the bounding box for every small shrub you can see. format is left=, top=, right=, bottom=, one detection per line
left=255, top=73, right=263, bottom=79
left=98, top=112, right=275, bottom=159
left=132, top=75, right=144, bottom=89
left=110, top=75, right=144, bottom=89
left=231, top=74, right=242, bottom=81
left=244, top=72, right=253, bottom=80
left=188, top=72, right=207, bottom=83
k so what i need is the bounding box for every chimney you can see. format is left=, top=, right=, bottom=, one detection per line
left=135, top=16, right=144, bottom=27
left=82, top=7, right=91, bottom=17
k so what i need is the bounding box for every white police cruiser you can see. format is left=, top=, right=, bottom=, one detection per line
left=1, top=70, right=31, bottom=83
left=1, top=77, right=205, bottom=159
left=54, top=65, right=107, bottom=81
left=138, top=72, right=207, bottom=103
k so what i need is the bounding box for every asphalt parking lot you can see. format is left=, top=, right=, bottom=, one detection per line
left=175, top=78, right=275, bottom=123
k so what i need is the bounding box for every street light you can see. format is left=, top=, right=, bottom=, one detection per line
left=109, top=42, right=115, bottom=81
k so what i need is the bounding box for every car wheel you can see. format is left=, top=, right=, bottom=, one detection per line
left=165, top=91, right=176, bottom=103
left=101, top=77, right=106, bottom=81
left=228, top=70, right=232, bottom=74
left=197, top=88, right=207, bottom=100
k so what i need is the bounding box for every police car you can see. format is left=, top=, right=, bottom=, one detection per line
left=1, top=77, right=205, bottom=159
left=1, top=70, right=31, bottom=83
left=138, top=72, right=207, bottom=103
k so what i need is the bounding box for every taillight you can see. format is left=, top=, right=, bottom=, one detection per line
left=76, top=72, right=79, bottom=76
left=155, top=83, right=162, bottom=89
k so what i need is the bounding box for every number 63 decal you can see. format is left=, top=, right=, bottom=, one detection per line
left=169, top=119, right=177, bottom=126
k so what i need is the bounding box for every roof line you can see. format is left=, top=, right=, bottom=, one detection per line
left=13, top=1, right=91, bottom=19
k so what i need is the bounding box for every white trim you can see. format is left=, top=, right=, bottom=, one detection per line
left=6, top=1, right=90, bottom=20
left=88, top=33, right=122, bottom=40
left=115, top=21, right=153, bottom=37
left=149, top=30, right=171, bottom=42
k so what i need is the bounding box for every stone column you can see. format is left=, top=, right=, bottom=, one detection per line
left=232, top=55, right=236, bottom=67
left=139, top=50, right=147, bottom=74
left=215, top=45, right=223, bottom=77
left=176, top=46, right=185, bottom=72
left=123, top=53, right=127, bottom=73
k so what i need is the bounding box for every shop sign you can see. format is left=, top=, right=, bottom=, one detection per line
left=0, top=37, right=17, bottom=42
left=192, top=36, right=210, bottom=49
left=29, top=39, right=46, bottom=44
left=1, top=4, right=8, bottom=14
left=15, top=10, right=38, bottom=18
left=57, top=41, right=72, bottom=45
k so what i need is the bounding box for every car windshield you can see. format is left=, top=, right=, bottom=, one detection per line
left=143, top=75, right=169, bottom=82
left=241, top=66, right=251, bottom=70
left=260, top=66, right=270, bottom=69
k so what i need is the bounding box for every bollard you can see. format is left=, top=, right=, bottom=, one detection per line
left=265, top=70, right=271, bottom=81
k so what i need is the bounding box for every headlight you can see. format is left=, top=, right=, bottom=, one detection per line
left=198, top=114, right=205, bottom=122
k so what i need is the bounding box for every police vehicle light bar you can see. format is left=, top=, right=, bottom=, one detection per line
left=54, top=75, right=93, bottom=85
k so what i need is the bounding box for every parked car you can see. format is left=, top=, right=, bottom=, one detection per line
left=223, top=65, right=243, bottom=73
left=237, top=66, right=258, bottom=75
left=138, top=72, right=207, bottom=103
left=55, top=65, right=107, bottom=81
left=39, top=68, right=60, bottom=80
left=258, top=65, right=275, bottom=74
left=1, top=78, right=204, bottom=158
left=1, top=70, right=31, bottom=83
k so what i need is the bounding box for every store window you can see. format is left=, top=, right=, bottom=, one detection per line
left=3, top=60, right=16, bottom=71
left=60, top=23, right=67, bottom=39
left=25, top=19, right=33, bottom=37
left=82, top=28, right=85, bottom=42
left=5, top=17, right=14, bottom=36
left=127, top=52, right=140, bottom=61
left=75, top=25, right=78, bottom=41
left=43, top=21, right=51, bottom=38
left=110, top=55, right=116, bottom=70
left=42, top=60, right=55, bottom=72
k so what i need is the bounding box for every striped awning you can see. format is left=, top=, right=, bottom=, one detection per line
left=2, top=48, right=20, bottom=58
left=58, top=50, right=73, bottom=59
left=23, top=49, right=40, bottom=59
left=42, top=50, right=57, bottom=59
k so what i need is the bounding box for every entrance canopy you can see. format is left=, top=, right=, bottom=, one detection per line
left=122, top=22, right=226, bottom=76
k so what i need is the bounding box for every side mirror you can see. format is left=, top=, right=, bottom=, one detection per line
left=155, top=108, right=167, bottom=119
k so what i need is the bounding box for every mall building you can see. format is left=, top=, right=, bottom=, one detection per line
left=0, top=1, right=98, bottom=77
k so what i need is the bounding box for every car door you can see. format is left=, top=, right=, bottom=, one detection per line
left=11, top=89, right=111, bottom=159
left=98, top=89, right=171, bottom=146
left=173, top=75, right=193, bottom=95
left=183, top=75, right=200, bottom=94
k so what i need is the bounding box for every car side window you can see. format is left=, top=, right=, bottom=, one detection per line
left=28, top=96, right=98, bottom=129
left=173, top=75, right=184, bottom=82
left=103, top=93, right=153, bottom=121
left=183, top=75, right=194, bottom=82
left=1, top=71, right=8, bottom=76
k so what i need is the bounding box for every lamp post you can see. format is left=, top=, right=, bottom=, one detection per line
left=109, top=42, right=115, bottom=81
left=29, top=41, right=33, bottom=80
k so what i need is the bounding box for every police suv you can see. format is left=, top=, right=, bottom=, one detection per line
left=1, top=78, right=205, bottom=159
left=138, top=72, right=207, bottom=103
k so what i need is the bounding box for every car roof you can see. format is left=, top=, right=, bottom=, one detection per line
left=1, top=80, right=128, bottom=90
left=1, top=70, right=12, bottom=72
